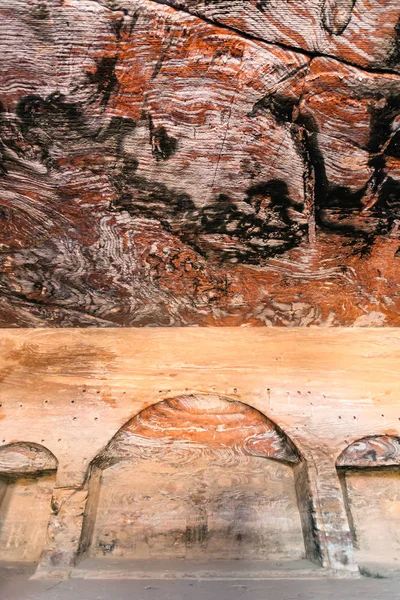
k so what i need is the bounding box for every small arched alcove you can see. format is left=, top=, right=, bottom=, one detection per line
left=0, top=442, right=58, bottom=562
left=80, top=394, right=309, bottom=563
left=337, top=435, right=400, bottom=568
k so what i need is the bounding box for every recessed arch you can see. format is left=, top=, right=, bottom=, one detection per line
left=96, top=394, right=302, bottom=468
left=336, top=435, right=400, bottom=571
left=337, top=435, right=400, bottom=469
left=80, top=394, right=310, bottom=564
left=0, top=442, right=58, bottom=563
left=0, top=442, right=58, bottom=474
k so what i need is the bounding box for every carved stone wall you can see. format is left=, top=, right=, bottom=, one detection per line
left=85, top=396, right=304, bottom=561
left=337, top=436, right=400, bottom=570
left=0, top=443, right=57, bottom=562
left=0, top=329, right=399, bottom=578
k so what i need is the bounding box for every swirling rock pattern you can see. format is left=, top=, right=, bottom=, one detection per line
left=155, top=0, right=400, bottom=70
left=98, top=394, right=301, bottom=466
left=0, top=442, right=57, bottom=475
left=337, top=435, right=400, bottom=468
left=0, top=0, right=399, bottom=326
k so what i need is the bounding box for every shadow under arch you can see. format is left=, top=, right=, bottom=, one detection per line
left=0, top=442, right=58, bottom=563
left=78, top=394, right=321, bottom=566
left=336, top=435, right=400, bottom=572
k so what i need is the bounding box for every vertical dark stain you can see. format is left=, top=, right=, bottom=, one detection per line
left=150, top=125, right=178, bottom=161
left=388, top=16, right=400, bottom=68
left=87, top=56, right=119, bottom=106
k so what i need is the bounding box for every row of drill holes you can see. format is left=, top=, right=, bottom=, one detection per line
left=1, top=388, right=395, bottom=425
left=0, top=401, right=396, bottom=420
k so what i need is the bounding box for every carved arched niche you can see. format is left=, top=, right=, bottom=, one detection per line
left=79, top=394, right=317, bottom=564
left=337, top=435, right=400, bottom=569
left=0, top=443, right=58, bottom=562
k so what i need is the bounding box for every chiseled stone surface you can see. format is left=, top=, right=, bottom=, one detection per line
left=87, top=396, right=303, bottom=562
left=0, top=328, right=399, bottom=576
left=0, top=0, right=399, bottom=326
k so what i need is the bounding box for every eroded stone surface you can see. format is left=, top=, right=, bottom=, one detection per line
left=0, top=329, right=400, bottom=574
left=337, top=435, right=400, bottom=467
left=0, top=0, right=399, bottom=326
left=0, top=443, right=57, bottom=475
left=0, top=474, right=55, bottom=562
left=83, top=396, right=305, bottom=562
left=153, top=0, right=400, bottom=72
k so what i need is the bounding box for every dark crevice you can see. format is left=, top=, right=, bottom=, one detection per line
left=255, top=79, right=400, bottom=251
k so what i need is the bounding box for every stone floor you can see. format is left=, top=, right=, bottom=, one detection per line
left=70, top=558, right=325, bottom=580
left=2, top=563, right=400, bottom=600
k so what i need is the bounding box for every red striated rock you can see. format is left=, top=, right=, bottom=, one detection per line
left=156, top=0, right=400, bottom=72
left=99, top=394, right=301, bottom=464
left=337, top=435, right=400, bottom=468
left=0, top=0, right=399, bottom=326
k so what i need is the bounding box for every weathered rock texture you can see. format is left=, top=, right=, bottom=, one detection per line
left=0, top=0, right=399, bottom=326
left=0, top=328, right=400, bottom=577
left=85, top=396, right=304, bottom=561
left=337, top=436, right=400, bottom=567
left=0, top=444, right=57, bottom=562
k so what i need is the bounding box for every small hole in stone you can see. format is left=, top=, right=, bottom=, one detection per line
left=353, top=416, right=356, bottom=419
left=94, top=417, right=98, bottom=421
left=44, top=400, right=48, bottom=404
left=58, top=439, right=61, bottom=442
left=71, top=400, right=75, bottom=403
left=2, top=440, right=5, bottom=443
left=338, top=416, right=342, bottom=419
left=233, top=388, right=237, bottom=393
left=41, top=439, right=45, bottom=442
left=82, top=389, right=86, bottom=393
left=19, top=404, right=22, bottom=408
left=97, top=391, right=100, bottom=394
left=297, top=391, right=301, bottom=395
left=73, top=417, right=77, bottom=420
left=382, top=414, right=385, bottom=417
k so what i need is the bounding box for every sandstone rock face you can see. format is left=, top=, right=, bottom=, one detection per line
left=157, top=0, right=400, bottom=71
left=1, top=329, right=400, bottom=575
left=0, top=0, right=399, bottom=326
left=88, top=396, right=303, bottom=561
